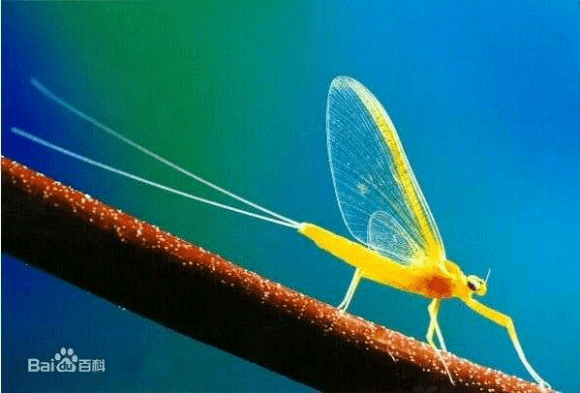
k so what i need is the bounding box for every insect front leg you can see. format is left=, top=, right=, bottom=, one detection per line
left=337, top=268, right=362, bottom=311
left=463, top=298, right=551, bottom=388
left=426, top=298, right=447, bottom=351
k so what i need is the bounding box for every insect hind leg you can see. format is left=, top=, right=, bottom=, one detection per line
left=337, top=268, right=362, bottom=311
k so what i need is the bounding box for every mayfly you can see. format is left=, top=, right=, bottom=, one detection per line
left=11, top=76, right=549, bottom=388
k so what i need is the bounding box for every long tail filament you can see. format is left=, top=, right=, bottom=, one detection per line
left=12, top=80, right=300, bottom=229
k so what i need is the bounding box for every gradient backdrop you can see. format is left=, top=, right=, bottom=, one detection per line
left=2, top=1, right=579, bottom=392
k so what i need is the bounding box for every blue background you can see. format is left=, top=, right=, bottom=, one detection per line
left=2, top=1, right=579, bottom=392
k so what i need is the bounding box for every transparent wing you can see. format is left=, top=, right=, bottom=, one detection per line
left=327, top=76, right=446, bottom=265
left=367, top=211, right=423, bottom=266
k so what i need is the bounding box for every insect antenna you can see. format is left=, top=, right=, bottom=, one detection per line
left=485, top=268, right=491, bottom=285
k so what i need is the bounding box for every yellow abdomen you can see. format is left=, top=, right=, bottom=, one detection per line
left=298, top=223, right=456, bottom=299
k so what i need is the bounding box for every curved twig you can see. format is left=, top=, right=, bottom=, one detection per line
left=1, top=157, right=552, bottom=392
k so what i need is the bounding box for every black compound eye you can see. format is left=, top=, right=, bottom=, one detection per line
left=468, top=281, right=477, bottom=291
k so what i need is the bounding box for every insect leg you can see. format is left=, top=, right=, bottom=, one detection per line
left=426, top=300, right=438, bottom=347
left=337, top=268, right=362, bottom=311
left=426, top=299, right=455, bottom=384
left=426, top=299, right=447, bottom=351
left=463, top=298, right=550, bottom=388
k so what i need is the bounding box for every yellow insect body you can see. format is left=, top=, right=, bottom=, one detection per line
left=298, top=223, right=463, bottom=300
left=299, top=76, right=549, bottom=389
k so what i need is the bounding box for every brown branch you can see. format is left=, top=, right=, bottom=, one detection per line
left=1, top=156, right=552, bottom=393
